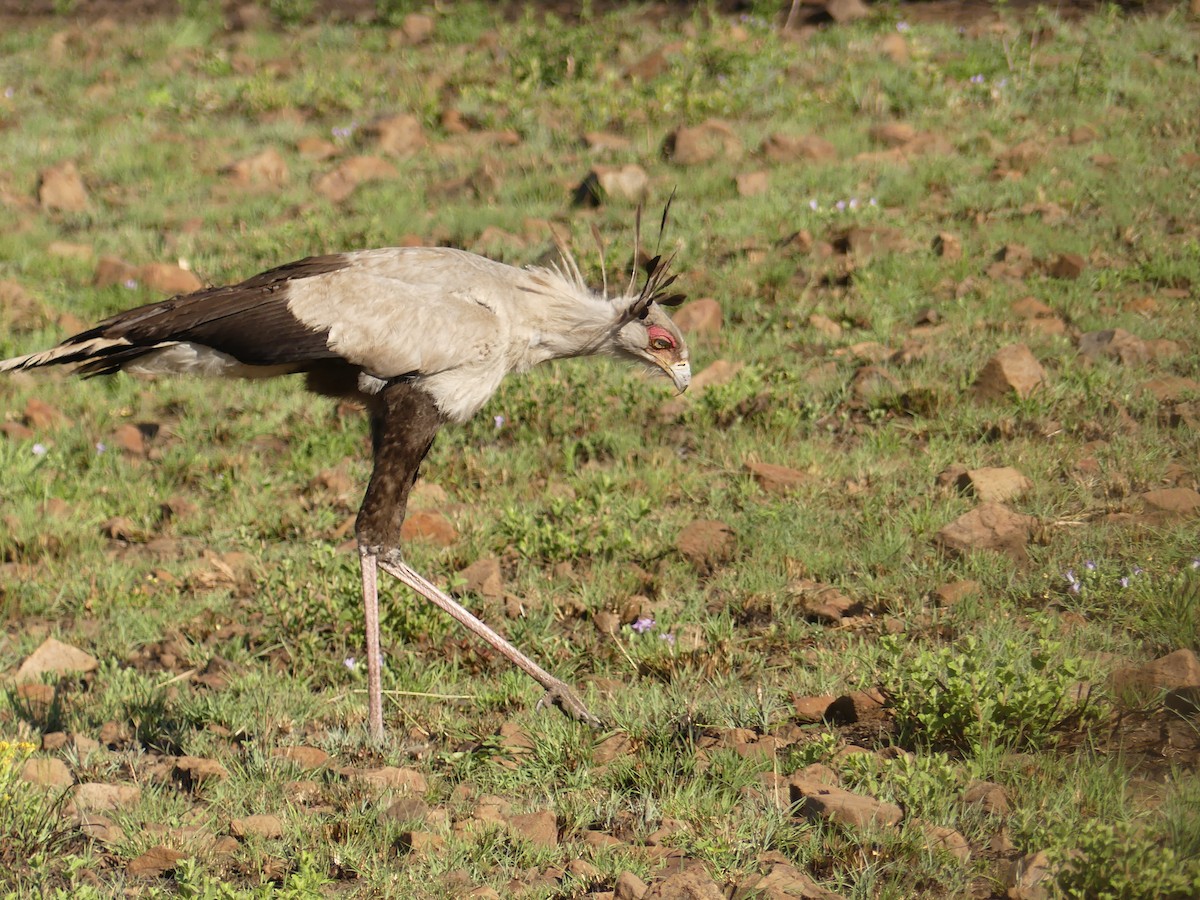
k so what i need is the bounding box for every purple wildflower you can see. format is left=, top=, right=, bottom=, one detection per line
left=848, top=198, right=859, bottom=210
left=835, top=200, right=847, bottom=211
left=493, top=415, right=505, bottom=430
left=344, top=656, right=357, bottom=670
left=123, top=278, right=138, bottom=289
left=32, top=443, right=47, bottom=456
left=1191, top=558, right=1200, bottom=570
left=660, top=632, right=676, bottom=646
left=1119, top=577, right=1130, bottom=588
left=809, top=199, right=819, bottom=211
left=631, top=616, right=655, bottom=634
left=95, top=442, right=106, bottom=454
left=970, top=74, right=986, bottom=85
left=896, top=21, right=910, bottom=32
left=1084, top=560, right=1096, bottom=571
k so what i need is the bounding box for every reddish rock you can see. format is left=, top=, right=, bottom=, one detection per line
left=957, top=467, right=1032, bottom=503
left=690, top=359, right=744, bottom=391
left=880, top=32, right=909, bottom=64
left=582, top=131, right=632, bottom=152
left=270, top=746, right=329, bottom=769
left=676, top=519, right=735, bottom=573
left=507, top=809, right=557, bottom=848
left=973, top=344, right=1047, bottom=401
left=139, top=263, right=203, bottom=295
left=401, top=510, right=458, bottom=545
left=313, top=156, right=398, bottom=202
left=644, top=866, right=725, bottom=899
left=792, top=694, right=836, bottom=724
left=1138, top=376, right=1200, bottom=402
left=94, top=255, right=140, bottom=288
left=73, top=782, right=142, bottom=812
left=870, top=122, right=917, bottom=147
left=363, top=113, right=425, bottom=156
left=344, top=765, right=428, bottom=793
left=825, top=689, right=887, bottom=725
left=1010, top=296, right=1055, bottom=319
left=789, top=777, right=902, bottom=828
left=173, top=756, right=230, bottom=788
left=574, top=164, right=649, bottom=205
left=743, top=863, right=847, bottom=899
left=745, top=461, right=808, bottom=494
left=1110, top=649, right=1200, bottom=704
left=1047, top=252, right=1085, bottom=279
left=666, top=119, right=743, bottom=165
left=735, top=170, right=769, bottom=197
left=457, top=557, right=503, bottom=599
left=933, top=579, right=980, bottom=607
left=935, top=503, right=1035, bottom=561
left=112, top=424, right=147, bottom=456
left=224, top=148, right=289, bottom=187
left=128, top=845, right=188, bottom=877
left=231, top=814, right=284, bottom=839
left=615, top=870, right=650, bottom=900
left=788, top=578, right=860, bottom=624
left=78, top=814, right=124, bottom=843
left=919, top=822, right=971, bottom=862
left=808, top=313, right=842, bottom=340
left=1078, top=328, right=1148, bottom=365
left=825, top=0, right=870, bottom=23
left=16, top=637, right=98, bottom=682
left=932, top=231, right=962, bottom=261
left=671, top=297, right=722, bottom=337
left=760, top=132, right=837, bottom=163
left=625, top=42, right=684, bottom=80
left=593, top=731, right=636, bottom=764
left=1138, top=488, right=1200, bottom=520
left=20, top=757, right=73, bottom=788
left=38, top=161, right=89, bottom=211
left=24, top=397, right=69, bottom=430
left=962, top=780, right=1011, bottom=816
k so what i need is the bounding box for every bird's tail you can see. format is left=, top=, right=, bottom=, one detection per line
left=0, top=337, right=134, bottom=374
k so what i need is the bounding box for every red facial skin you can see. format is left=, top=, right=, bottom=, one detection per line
left=647, top=324, right=676, bottom=349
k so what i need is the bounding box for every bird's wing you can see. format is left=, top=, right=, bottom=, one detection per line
left=2, top=248, right=513, bottom=380
left=284, top=247, right=513, bottom=379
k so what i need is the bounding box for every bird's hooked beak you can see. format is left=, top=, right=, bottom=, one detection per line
left=666, top=359, right=691, bottom=394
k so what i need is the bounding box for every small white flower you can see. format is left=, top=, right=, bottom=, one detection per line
left=32, top=443, right=47, bottom=456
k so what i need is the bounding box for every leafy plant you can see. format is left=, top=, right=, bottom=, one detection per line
left=1051, top=820, right=1200, bottom=900
left=880, top=630, right=1103, bottom=752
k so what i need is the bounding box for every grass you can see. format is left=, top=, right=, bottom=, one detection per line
left=1, top=1, right=1199, bottom=897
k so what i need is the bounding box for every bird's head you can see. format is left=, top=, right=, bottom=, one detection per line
left=612, top=288, right=690, bottom=394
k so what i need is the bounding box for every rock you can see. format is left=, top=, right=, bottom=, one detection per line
left=1078, top=329, right=1149, bottom=365
left=879, top=32, right=908, bottom=64
left=230, top=814, right=284, bottom=839
left=789, top=777, right=902, bottom=828
left=1138, top=488, right=1200, bottom=520
left=831, top=226, right=917, bottom=258
left=933, top=579, right=980, bottom=607
left=919, top=822, right=970, bottom=862
left=691, top=359, right=745, bottom=392
left=362, top=114, right=425, bottom=156
left=139, top=263, right=203, bottom=295
left=20, top=757, right=73, bottom=788
left=808, top=313, right=842, bottom=340
left=401, top=510, right=457, bottom=545
left=297, top=135, right=339, bottom=160
left=760, top=133, right=836, bottom=163
left=73, top=782, right=142, bottom=812
left=1047, top=252, right=1085, bottom=279
left=1110, top=649, right=1200, bottom=704
left=615, top=870, right=650, bottom=900
left=128, top=845, right=188, bottom=877
left=787, top=579, right=860, bottom=624
left=1010, top=296, right=1055, bottom=319
left=381, top=796, right=430, bottom=823
left=676, top=520, right=736, bottom=573
left=271, top=745, right=330, bottom=769
left=743, top=863, right=847, bottom=899
left=78, top=814, right=124, bottom=843
left=457, top=557, right=503, bottom=600
left=961, top=780, right=1010, bottom=816
left=1006, top=850, right=1058, bottom=900
left=973, top=344, right=1047, bottom=401
left=644, top=866, right=725, bottom=899
left=38, top=161, right=89, bottom=211
left=625, top=42, right=684, bottom=80
left=935, top=503, right=1035, bottom=561
left=932, top=232, right=962, bottom=261
left=173, top=756, right=230, bottom=788
left=1138, top=376, right=1200, bottom=402
left=792, top=694, right=836, bottom=724
left=735, top=171, right=769, bottom=197
left=224, top=148, right=289, bottom=187
left=313, top=156, right=398, bottom=202
left=593, top=610, right=620, bottom=636
left=567, top=858, right=603, bottom=881
left=15, top=637, right=98, bottom=682
left=824, top=689, right=887, bottom=725
left=593, top=732, right=636, bottom=764
left=112, top=424, right=147, bottom=456
left=824, top=0, right=869, bottom=23
left=671, top=298, right=722, bottom=337
left=94, top=255, right=140, bottom=288
left=574, top=164, right=649, bottom=206
left=396, top=13, right=434, bottom=44
left=46, top=240, right=93, bottom=261
left=957, top=467, right=1032, bottom=503
left=583, top=131, right=632, bottom=152
left=666, top=120, right=743, bottom=165
left=507, top=809, right=557, bottom=848
left=869, top=122, right=916, bottom=147
left=344, top=765, right=428, bottom=793
left=745, top=461, right=808, bottom=495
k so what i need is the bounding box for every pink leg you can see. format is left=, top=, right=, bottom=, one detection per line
left=378, top=555, right=601, bottom=727
left=360, top=549, right=385, bottom=740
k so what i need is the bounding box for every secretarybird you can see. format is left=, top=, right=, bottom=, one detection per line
left=1, top=223, right=690, bottom=739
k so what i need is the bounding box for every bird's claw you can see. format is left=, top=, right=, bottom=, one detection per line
left=537, top=682, right=604, bottom=729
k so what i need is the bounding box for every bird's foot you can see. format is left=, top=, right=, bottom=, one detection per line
left=536, top=679, right=604, bottom=728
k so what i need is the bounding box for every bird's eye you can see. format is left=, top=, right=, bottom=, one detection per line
left=650, top=337, right=673, bottom=351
